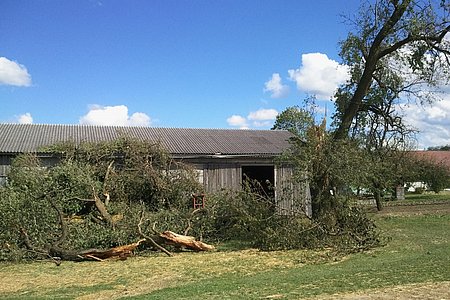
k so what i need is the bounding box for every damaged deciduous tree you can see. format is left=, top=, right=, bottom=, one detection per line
left=1, top=139, right=212, bottom=263
left=20, top=195, right=214, bottom=263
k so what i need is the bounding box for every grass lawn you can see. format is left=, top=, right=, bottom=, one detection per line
left=1, top=205, right=449, bottom=299
left=393, top=190, right=450, bottom=205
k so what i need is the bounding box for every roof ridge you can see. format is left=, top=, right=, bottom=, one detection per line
left=0, top=123, right=283, bottom=132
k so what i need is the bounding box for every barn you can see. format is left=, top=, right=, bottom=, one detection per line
left=0, top=124, right=312, bottom=216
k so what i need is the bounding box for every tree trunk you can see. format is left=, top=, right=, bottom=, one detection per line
left=159, top=231, right=215, bottom=251
left=333, top=0, right=412, bottom=141
left=373, top=189, right=383, bottom=211
left=45, top=232, right=215, bottom=262
left=48, top=239, right=146, bottom=261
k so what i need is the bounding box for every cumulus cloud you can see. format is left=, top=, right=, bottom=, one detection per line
left=399, top=96, right=450, bottom=149
left=248, top=108, right=278, bottom=121
left=226, top=115, right=248, bottom=129
left=264, top=73, right=289, bottom=98
left=248, top=108, right=278, bottom=127
left=128, top=112, right=151, bottom=126
left=288, top=53, right=349, bottom=99
left=227, top=108, right=278, bottom=129
left=16, top=113, right=33, bottom=124
left=0, top=57, right=32, bottom=87
left=79, top=105, right=151, bottom=126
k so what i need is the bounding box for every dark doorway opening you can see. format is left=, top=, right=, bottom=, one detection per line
left=242, top=165, right=275, bottom=198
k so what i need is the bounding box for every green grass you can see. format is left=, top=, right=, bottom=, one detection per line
left=1, top=211, right=449, bottom=299
left=402, top=190, right=450, bottom=203
left=132, top=214, right=450, bottom=299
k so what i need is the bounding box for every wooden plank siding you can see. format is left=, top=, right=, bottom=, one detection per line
left=0, top=155, right=12, bottom=184
left=198, top=160, right=312, bottom=218
left=275, top=165, right=312, bottom=217
left=203, top=163, right=241, bottom=192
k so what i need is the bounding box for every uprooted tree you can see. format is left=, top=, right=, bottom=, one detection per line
left=0, top=138, right=214, bottom=262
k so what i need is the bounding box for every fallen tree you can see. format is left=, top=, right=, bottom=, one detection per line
left=21, top=224, right=215, bottom=264
left=0, top=138, right=382, bottom=262
left=17, top=192, right=215, bottom=264
left=0, top=140, right=213, bottom=263
left=45, top=231, right=215, bottom=263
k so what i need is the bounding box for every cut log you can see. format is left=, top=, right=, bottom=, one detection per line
left=159, top=231, right=215, bottom=251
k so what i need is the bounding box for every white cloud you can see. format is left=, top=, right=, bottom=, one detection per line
left=248, top=108, right=278, bottom=127
left=79, top=105, right=151, bottom=126
left=227, top=108, right=278, bottom=129
left=128, top=112, right=151, bottom=126
left=247, top=108, right=278, bottom=121
left=399, top=96, right=450, bottom=149
left=16, top=113, right=33, bottom=124
left=288, top=53, right=349, bottom=99
left=226, top=115, right=248, bottom=129
left=264, top=73, right=289, bottom=98
left=0, top=57, right=32, bottom=87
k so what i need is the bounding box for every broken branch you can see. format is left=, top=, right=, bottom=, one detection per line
left=138, top=210, right=173, bottom=257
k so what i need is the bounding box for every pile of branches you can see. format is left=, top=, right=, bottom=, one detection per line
left=0, top=139, right=213, bottom=263
left=18, top=191, right=214, bottom=264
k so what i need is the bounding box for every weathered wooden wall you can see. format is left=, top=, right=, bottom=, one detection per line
left=275, top=165, right=312, bottom=218
left=203, top=163, right=241, bottom=192
left=198, top=160, right=312, bottom=217
left=0, top=155, right=12, bottom=185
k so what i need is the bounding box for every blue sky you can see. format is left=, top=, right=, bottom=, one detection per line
left=1, top=0, right=449, bottom=148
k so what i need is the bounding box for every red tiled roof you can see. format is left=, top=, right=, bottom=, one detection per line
left=411, top=151, right=450, bottom=169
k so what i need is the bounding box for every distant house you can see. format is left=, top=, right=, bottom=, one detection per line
left=408, top=151, right=450, bottom=192
left=0, top=124, right=312, bottom=216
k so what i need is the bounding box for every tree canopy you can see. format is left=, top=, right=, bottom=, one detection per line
left=271, top=105, right=314, bottom=139
left=278, top=1, right=450, bottom=214
left=334, top=0, right=450, bottom=140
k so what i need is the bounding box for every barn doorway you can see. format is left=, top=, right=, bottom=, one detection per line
left=241, top=165, right=275, bottom=198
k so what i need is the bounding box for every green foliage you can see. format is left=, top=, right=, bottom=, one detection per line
left=286, top=129, right=373, bottom=215
left=272, top=105, right=315, bottom=139
left=427, top=145, right=450, bottom=151
left=334, top=0, right=450, bottom=139
left=0, top=136, right=383, bottom=261
left=419, top=161, right=450, bottom=193
left=44, top=138, right=201, bottom=210
left=205, top=184, right=381, bottom=253
left=320, top=203, right=382, bottom=252
left=0, top=138, right=203, bottom=261
left=414, top=187, right=425, bottom=194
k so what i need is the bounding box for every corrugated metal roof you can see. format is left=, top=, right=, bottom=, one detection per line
left=0, top=124, right=294, bottom=156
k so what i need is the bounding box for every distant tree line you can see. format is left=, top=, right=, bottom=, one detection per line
left=427, top=145, right=450, bottom=151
